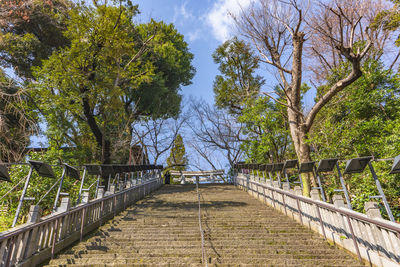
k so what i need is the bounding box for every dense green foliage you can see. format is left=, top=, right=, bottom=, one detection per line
left=32, top=2, right=195, bottom=164
left=212, top=37, right=264, bottom=115
left=212, top=38, right=293, bottom=164
left=0, top=0, right=71, bottom=79
left=0, top=150, right=98, bottom=231
left=238, top=96, right=293, bottom=163
left=309, top=59, right=400, bottom=219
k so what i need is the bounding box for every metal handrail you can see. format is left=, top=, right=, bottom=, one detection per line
left=0, top=178, right=159, bottom=241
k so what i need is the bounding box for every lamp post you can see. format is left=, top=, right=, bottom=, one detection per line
left=271, top=163, right=284, bottom=188
left=53, top=164, right=80, bottom=212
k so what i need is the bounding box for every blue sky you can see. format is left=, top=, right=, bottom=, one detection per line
left=32, top=0, right=317, bottom=170
left=134, top=0, right=316, bottom=106
left=132, top=0, right=255, bottom=170
left=131, top=0, right=318, bottom=171
left=134, top=0, right=254, bottom=104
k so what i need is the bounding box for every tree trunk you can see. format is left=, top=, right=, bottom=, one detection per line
left=82, top=96, right=111, bottom=164
left=287, top=108, right=318, bottom=196
left=287, top=108, right=315, bottom=196
left=102, top=139, right=111, bottom=164
left=287, top=32, right=317, bottom=196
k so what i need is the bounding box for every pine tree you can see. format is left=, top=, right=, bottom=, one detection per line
left=166, top=134, right=188, bottom=171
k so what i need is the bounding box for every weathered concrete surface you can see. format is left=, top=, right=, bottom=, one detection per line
left=44, top=184, right=363, bottom=266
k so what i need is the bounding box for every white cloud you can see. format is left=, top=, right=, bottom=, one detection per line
left=188, top=29, right=201, bottom=42
left=173, top=2, right=195, bottom=24
left=206, top=0, right=252, bottom=43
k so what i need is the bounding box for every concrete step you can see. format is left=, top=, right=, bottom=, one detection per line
left=64, top=244, right=339, bottom=252
left=69, top=238, right=326, bottom=250
left=57, top=248, right=347, bottom=259
left=47, top=256, right=362, bottom=266
left=84, top=232, right=320, bottom=240
left=44, top=184, right=362, bottom=266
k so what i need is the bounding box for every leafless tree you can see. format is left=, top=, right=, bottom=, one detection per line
left=307, top=0, right=392, bottom=82
left=188, top=139, right=225, bottom=171
left=0, top=72, right=37, bottom=162
left=187, top=99, right=244, bottom=169
left=131, top=115, right=187, bottom=165
left=233, top=0, right=389, bottom=195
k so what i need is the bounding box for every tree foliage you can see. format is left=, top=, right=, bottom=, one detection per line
left=32, top=2, right=195, bottom=164
left=239, top=96, right=293, bottom=164
left=0, top=70, right=37, bottom=162
left=212, top=37, right=264, bottom=115
left=309, top=59, right=400, bottom=219
left=311, top=59, right=400, bottom=158
left=374, top=0, right=400, bottom=45
left=0, top=0, right=72, bottom=79
left=166, top=134, right=188, bottom=171
left=212, top=38, right=291, bottom=167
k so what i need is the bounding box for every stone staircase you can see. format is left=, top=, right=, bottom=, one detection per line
left=43, top=184, right=363, bottom=266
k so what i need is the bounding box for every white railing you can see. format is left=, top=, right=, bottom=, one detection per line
left=0, top=177, right=163, bottom=267
left=235, top=173, right=400, bottom=267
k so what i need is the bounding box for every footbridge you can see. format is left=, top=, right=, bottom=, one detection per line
left=0, top=165, right=400, bottom=266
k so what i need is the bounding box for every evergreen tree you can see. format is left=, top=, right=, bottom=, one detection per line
left=212, top=37, right=264, bottom=116
left=166, top=134, right=188, bottom=171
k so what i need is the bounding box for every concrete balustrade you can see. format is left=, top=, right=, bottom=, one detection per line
left=96, top=187, right=104, bottom=199
left=234, top=173, right=400, bottom=267
left=0, top=176, right=163, bottom=267
left=81, top=192, right=90, bottom=204
left=27, top=205, right=42, bottom=224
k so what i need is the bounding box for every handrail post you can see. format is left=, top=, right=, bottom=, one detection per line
left=368, top=162, right=395, bottom=222
left=53, top=166, right=66, bottom=212
left=335, top=162, right=352, bottom=210
left=315, top=205, right=327, bottom=240
left=12, top=167, right=34, bottom=227
left=77, top=167, right=87, bottom=204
